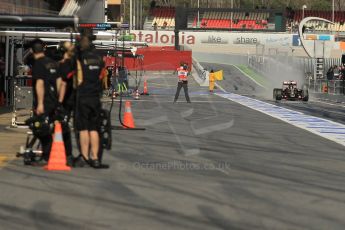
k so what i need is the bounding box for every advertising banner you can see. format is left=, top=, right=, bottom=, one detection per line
left=129, top=30, right=293, bottom=47
left=128, top=30, right=342, bottom=55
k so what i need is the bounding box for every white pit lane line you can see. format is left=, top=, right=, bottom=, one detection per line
left=216, top=92, right=345, bottom=148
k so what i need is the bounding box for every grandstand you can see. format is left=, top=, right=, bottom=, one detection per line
left=145, top=6, right=345, bottom=33
left=293, top=10, right=345, bottom=22
left=145, top=7, right=274, bottom=31
left=149, top=7, right=175, bottom=29
left=5, top=0, right=341, bottom=33
left=194, top=11, right=269, bottom=30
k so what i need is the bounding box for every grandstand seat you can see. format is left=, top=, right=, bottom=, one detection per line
left=189, top=11, right=269, bottom=30
left=151, top=6, right=175, bottom=29
left=149, top=7, right=270, bottom=30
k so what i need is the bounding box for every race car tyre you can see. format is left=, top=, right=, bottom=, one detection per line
left=273, top=88, right=277, bottom=100
left=273, top=89, right=277, bottom=99
left=302, top=85, right=309, bottom=101
left=275, top=89, right=282, bottom=100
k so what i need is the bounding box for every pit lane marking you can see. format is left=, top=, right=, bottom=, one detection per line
left=216, top=92, right=345, bottom=148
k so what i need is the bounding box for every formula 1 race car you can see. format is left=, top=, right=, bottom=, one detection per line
left=273, top=81, right=309, bottom=101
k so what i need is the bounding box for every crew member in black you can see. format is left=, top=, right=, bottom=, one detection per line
left=75, top=33, right=106, bottom=168
left=57, top=41, right=75, bottom=166
left=31, top=39, right=59, bottom=161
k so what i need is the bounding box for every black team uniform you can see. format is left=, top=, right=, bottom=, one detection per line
left=76, top=50, right=103, bottom=131
left=75, top=47, right=105, bottom=167
left=32, top=56, right=58, bottom=161
left=58, top=58, right=75, bottom=163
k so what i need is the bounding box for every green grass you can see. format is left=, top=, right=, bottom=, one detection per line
left=235, top=65, right=268, bottom=88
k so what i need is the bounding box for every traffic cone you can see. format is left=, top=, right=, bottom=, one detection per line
left=123, top=101, right=135, bottom=128
left=141, top=80, right=149, bottom=95
left=44, top=122, right=71, bottom=171
left=134, top=89, right=140, bottom=100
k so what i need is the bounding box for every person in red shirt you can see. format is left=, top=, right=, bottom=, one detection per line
left=174, top=64, right=191, bottom=103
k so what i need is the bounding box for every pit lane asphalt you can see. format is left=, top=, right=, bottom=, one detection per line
left=0, top=73, right=345, bottom=230
left=201, top=62, right=345, bottom=125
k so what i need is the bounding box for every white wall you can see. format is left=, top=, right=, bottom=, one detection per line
left=129, top=30, right=341, bottom=58
left=129, top=30, right=294, bottom=47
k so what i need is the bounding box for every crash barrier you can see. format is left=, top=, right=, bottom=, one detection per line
left=118, top=46, right=192, bottom=71
left=192, top=57, right=209, bottom=86
left=307, top=79, right=345, bottom=95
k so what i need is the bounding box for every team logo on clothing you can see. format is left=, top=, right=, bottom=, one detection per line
left=89, top=65, right=100, bottom=70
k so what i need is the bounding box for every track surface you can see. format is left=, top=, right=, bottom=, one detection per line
left=1, top=73, right=345, bottom=229
left=201, top=62, right=264, bottom=96
left=201, top=62, right=345, bottom=125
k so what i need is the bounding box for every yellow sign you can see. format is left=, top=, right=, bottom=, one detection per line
left=214, top=70, right=223, bottom=81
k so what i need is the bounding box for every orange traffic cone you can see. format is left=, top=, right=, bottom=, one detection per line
left=44, top=122, right=71, bottom=171
left=141, top=80, right=149, bottom=95
left=123, top=101, right=135, bottom=128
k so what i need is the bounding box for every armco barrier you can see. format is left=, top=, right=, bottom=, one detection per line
left=104, top=46, right=192, bottom=71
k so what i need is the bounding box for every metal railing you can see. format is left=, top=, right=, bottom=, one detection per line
left=307, top=79, right=345, bottom=95
left=291, top=57, right=343, bottom=76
